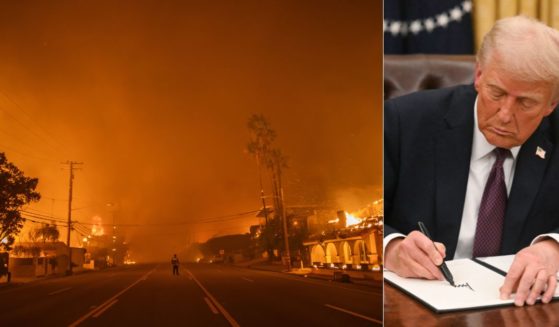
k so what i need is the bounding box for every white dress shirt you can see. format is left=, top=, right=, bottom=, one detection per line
left=384, top=97, right=559, bottom=258
left=453, top=99, right=519, bottom=258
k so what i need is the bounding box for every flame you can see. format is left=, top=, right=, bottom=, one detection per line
left=345, top=212, right=362, bottom=227
left=327, top=212, right=363, bottom=227
left=91, top=215, right=105, bottom=236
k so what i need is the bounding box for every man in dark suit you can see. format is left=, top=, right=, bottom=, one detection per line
left=384, top=16, right=559, bottom=306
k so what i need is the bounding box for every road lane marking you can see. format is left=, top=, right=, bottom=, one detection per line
left=242, top=277, right=254, bottom=282
left=324, top=304, right=381, bottom=325
left=204, top=297, right=219, bottom=314
left=48, top=287, right=72, bottom=296
left=92, top=299, right=118, bottom=318
left=68, top=265, right=157, bottom=327
left=186, top=269, right=240, bottom=327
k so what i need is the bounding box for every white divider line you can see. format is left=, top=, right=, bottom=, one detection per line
left=68, top=266, right=157, bottom=327
left=92, top=299, right=118, bottom=318
left=48, top=287, right=72, bottom=296
left=324, top=304, right=381, bottom=325
left=242, top=277, right=254, bottom=283
left=186, top=269, right=240, bottom=327
left=204, top=297, right=219, bottom=314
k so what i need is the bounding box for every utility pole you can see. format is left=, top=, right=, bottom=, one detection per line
left=62, top=160, right=83, bottom=275
left=256, top=155, right=272, bottom=259
left=280, top=186, right=291, bottom=271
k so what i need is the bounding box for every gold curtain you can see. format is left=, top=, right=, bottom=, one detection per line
left=473, top=0, right=559, bottom=51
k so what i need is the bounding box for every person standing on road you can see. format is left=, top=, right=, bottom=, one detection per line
left=171, top=254, right=180, bottom=275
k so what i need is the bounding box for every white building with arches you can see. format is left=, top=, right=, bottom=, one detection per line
left=304, top=217, right=382, bottom=271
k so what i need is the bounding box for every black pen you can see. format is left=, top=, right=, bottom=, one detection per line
left=417, top=221, right=455, bottom=287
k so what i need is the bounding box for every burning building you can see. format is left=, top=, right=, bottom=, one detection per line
left=303, top=204, right=383, bottom=271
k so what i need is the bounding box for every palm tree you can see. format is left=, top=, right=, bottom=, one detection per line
left=247, top=114, right=291, bottom=267
left=29, top=223, right=60, bottom=275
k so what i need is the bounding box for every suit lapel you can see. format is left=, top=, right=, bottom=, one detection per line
left=434, top=87, right=476, bottom=258
left=501, top=123, right=553, bottom=253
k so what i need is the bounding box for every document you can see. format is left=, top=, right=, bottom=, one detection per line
left=476, top=255, right=559, bottom=280
left=384, top=257, right=559, bottom=313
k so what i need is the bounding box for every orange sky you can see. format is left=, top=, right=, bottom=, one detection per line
left=0, top=0, right=382, bottom=261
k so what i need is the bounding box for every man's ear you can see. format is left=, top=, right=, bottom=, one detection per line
left=544, top=101, right=558, bottom=117
left=474, top=63, right=482, bottom=91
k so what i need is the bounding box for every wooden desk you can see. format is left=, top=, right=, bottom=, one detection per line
left=384, top=283, right=559, bottom=326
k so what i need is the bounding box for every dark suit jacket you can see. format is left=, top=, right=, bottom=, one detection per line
left=384, top=84, right=559, bottom=259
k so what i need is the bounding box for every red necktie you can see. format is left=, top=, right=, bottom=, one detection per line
left=473, top=148, right=511, bottom=257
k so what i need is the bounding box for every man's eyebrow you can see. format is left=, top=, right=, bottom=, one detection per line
left=486, top=83, right=504, bottom=91
left=486, top=83, right=543, bottom=101
left=518, top=96, right=539, bottom=103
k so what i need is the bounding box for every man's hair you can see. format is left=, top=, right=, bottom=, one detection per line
left=477, top=15, right=559, bottom=98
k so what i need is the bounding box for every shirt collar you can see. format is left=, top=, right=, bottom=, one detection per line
left=472, top=97, right=521, bottom=161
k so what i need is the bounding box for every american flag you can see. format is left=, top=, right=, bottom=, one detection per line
left=536, top=146, right=546, bottom=159
left=384, top=0, right=474, bottom=54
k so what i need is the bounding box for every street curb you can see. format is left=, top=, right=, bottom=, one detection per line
left=243, top=264, right=382, bottom=289
left=300, top=272, right=382, bottom=288
left=0, top=268, right=96, bottom=290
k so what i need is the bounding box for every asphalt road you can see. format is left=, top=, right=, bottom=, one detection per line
left=0, top=263, right=381, bottom=326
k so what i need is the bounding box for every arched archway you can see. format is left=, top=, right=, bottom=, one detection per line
left=354, top=240, right=368, bottom=263
left=340, top=242, right=352, bottom=264
left=325, top=243, right=338, bottom=263
left=310, top=245, right=325, bottom=265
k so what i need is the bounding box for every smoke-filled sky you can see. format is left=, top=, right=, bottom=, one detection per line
left=0, top=0, right=382, bottom=261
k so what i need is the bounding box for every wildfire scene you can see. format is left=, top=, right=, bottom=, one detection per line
left=0, top=1, right=381, bottom=326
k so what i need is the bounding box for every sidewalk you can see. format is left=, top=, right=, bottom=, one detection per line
left=0, top=275, right=39, bottom=290
left=305, top=268, right=382, bottom=288
left=0, top=267, right=93, bottom=290
left=241, top=261, right=382, bottom=288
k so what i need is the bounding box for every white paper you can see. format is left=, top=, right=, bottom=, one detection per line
left=477, top=255, right=559, bottom=280
left=476, top=255, right=515, bottom=274
left=384, top=259, right=515, bottom=312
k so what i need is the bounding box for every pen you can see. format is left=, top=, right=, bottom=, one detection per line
left=417, top=221, right=456, bottom=287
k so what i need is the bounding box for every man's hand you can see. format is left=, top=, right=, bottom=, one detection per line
left=500, top=239, right=559, bottom=306
left=385, top=230, right=446, bottom=280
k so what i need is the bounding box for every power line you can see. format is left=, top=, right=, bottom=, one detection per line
left=0, top=106, right=63, bottom=155
left=22, top=210, right=84, bottom=223
left=0, top=142, right=60, bottom=164
left=72, top=223, right=91, bottom=235
left=21, top=209, right=67, bottom=222
left=40, top=196, right=68, bottom=202
left=0, top=89, right=67, bottom=153
left=71, top=209, right=260, bottom=228
left=22, top=214, right=66, bottom=224
left=22, top=216, right=68, bottom=228
left=0, top=128, right=60, bottom=161
left=197, top=209, right=260, bottom=223
left=72, top=228, right=89, bottom=238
